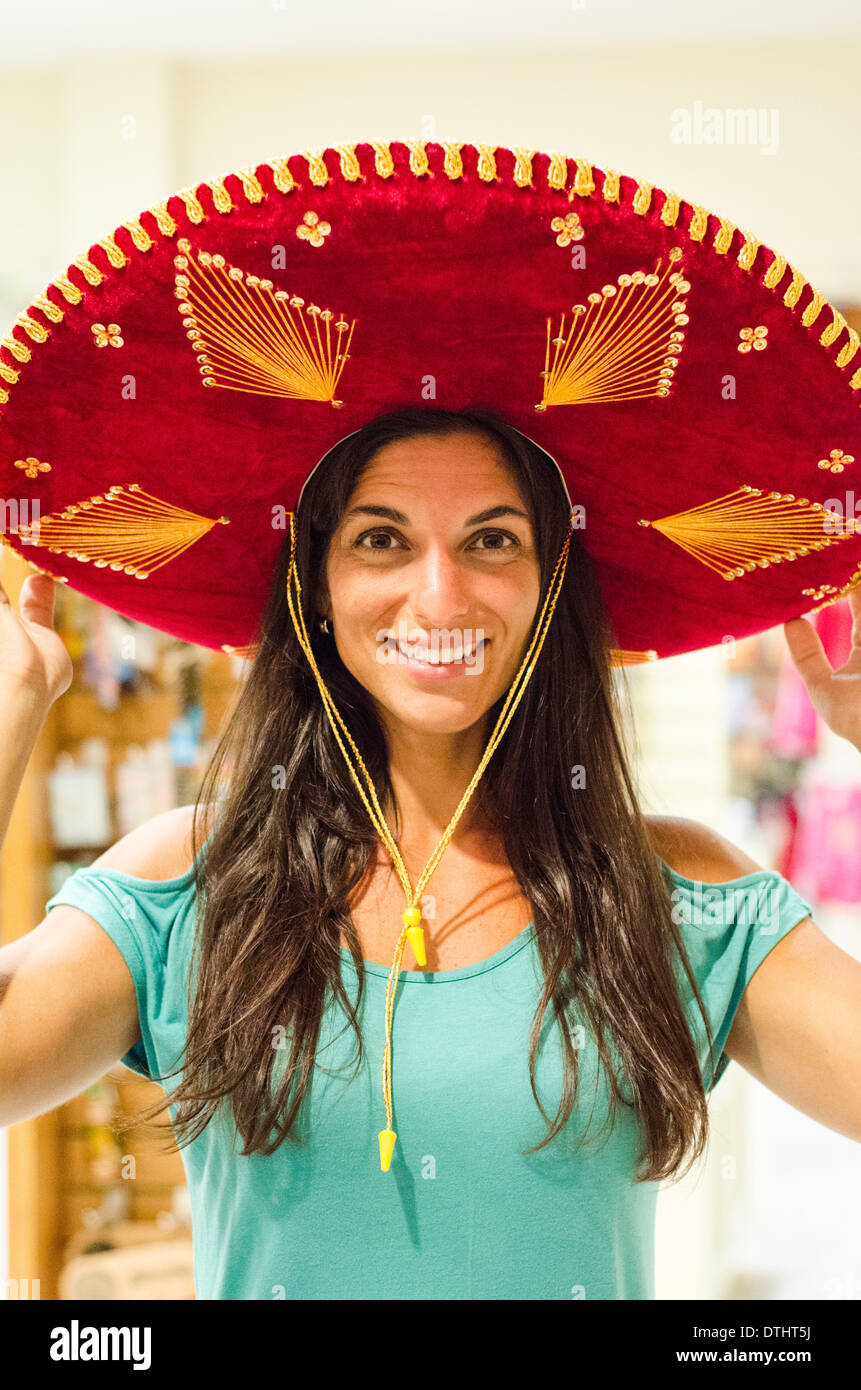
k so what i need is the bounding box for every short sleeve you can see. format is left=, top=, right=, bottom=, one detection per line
left=44, top=864, right=198, bottom=1083
left=665, top=866, right=815, bottom=1092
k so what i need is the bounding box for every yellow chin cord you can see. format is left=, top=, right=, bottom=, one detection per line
left=285, top=508, right=575, bottom=1171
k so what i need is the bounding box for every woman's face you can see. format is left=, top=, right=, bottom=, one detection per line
left=321, top=432, right=542, bottom=737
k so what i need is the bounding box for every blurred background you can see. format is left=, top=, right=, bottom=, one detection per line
left=1, top=0, right=860, bottom=1302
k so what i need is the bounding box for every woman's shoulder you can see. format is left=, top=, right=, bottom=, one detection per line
left=643, top=814, right=766, bottom=884
left=87, top=803, right=219, bottom=883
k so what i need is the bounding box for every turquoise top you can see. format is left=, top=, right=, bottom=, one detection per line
left=45, top=843, right=813, bottom=1301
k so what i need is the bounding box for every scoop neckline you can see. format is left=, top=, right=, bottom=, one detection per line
left=339, top=921, right=538, bottom=982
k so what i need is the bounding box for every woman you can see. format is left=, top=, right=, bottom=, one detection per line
left=2, top=402, right=859, bottom=1301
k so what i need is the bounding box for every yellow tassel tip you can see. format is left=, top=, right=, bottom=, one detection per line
left=378, top=1129, right=397, bottom=1172
left=402, top=908, right=426, bottom=968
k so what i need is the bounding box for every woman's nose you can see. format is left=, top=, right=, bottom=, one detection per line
left=411, top=547, right=470, bottom=626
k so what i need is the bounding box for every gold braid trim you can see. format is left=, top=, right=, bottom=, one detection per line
left=335, top=145, right=363, bottom=181
left=476, top=145, right=498, bottom=181
left=206, top=178, right=234, bottom=214
left=3, top=139, right=860, bottom=421
left=97, top=234, right=128, bottom=269
left=737, top=231, right=760, bottom=272
left=688, top=205, right=708, bottom=241
left=441, top=143, right=463, bottom=179
left=713, top=218, right=735, bottom=255
left=512, top=148, right=535, bottom=187
left=783, top=267, right=806, bottom=309
left=632, top=180, right=652, bottom=215
left=306, top=150, right=330, bottom=185
left=660, top=190, right=681, bottom=226
left=372, top=142, right=395, bottom=178
left=602, top=169, right=621, bottom=203
left=123, top=218, right=154, bottom=252
left=547, top=153, right=568, bottom=191
left=801, top=289, right=827, bottom=330
left=836, top=328, right=860, bottom=369
left=763, top=252, right=787, bottom=289
left=31, top=293, right=64, bottom=325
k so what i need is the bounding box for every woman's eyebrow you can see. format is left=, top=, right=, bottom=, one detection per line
left=344, top=504, right=531, bottom=525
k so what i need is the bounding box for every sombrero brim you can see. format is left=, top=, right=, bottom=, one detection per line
left=1, top=138, right=860, bottom=661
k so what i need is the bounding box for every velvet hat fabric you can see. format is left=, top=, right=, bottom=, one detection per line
left=1, top=138, right=860, bottom=661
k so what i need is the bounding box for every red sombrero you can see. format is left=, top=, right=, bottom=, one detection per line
left=1, top=137, right=860, bottom=662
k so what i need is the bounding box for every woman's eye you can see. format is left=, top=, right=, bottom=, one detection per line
left=469, top=529, right=518, bottom=551
left=354, top=529, right=404, bottom=551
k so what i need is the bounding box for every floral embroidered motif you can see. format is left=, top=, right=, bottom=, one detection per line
left=817, top=449, right=854, bottom=474
left=91, top=322, right=123, bottom=348
left=551, top=213, right=584, bottom=246
left=296, top=211, right=331, bottom=247
left=13, top=456, right=51, bottom=479
left=802, top=584, right=839, bottom=602
left=738, top=325, right=768, bottom=353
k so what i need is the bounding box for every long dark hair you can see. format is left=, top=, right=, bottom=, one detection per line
left=128, top=406, right=717, bottom=1183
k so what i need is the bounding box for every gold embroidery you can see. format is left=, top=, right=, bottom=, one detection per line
left=407, top=142, right=432, bottom=178
left=836, top=328, right=861, bottom=369
left=573, top=159, right=595, bottom=197
left=632, top=180, right=652, bottom=216
left=737, top=231, right=760, bottom=272
left=783, top=267, right=806, bottom=309
left=269, top=158, right=298, bottom=194
left=91, top=322, right=123, bottom=348
left=548, top=153, right=567, bottom=191
left=818, top=449, right=854, bottom=473
left=97, top=234, right=129, bottom=270
left=801, top=290, right=826, bottom=329
left=802, top=583, right=839, bottom=602
left=512, top=148, right=535, bottom=187
left=372, top=142, right=396, bottom=178
left=16, top=482, right=229, bottom=578
left=31, top=293, right=64, bottom=324
left=14, top=457, right=51, bottom=479
left=476, top=145, right=498, bottom=181
left=17, top=313, right=50, bottom=344
left=763, top=252, right=787, bottom=289
left=2, top=332, right=30, bottom=363
left=535, top=249, right=688, bottom=409
left=334, top=145, right=363, bottom=182
left=176, top=188, right=206, bottom=224
left=819, top=309, right=846, bottom=349
left=441, top=143, right=463, bottom=179
left=551, top=213, right=584, bottom=247
left=713, top=218, right=735, bottom=255
left=235, top=168, right=265, bottom=203
left=738, top=325, right=767, bottom=353
left=174, top=238, right=355, bottom=405
left=207, top=178, right=234, bottom=214
left=637, top=485, right=857, bottom=580
left=306, top=150, right=330, bottom=185
left=610, top=649, right=658, bottom=666
left=601, top=169, right=621, bottom=203
left=122, top=218, right=154, bottom=252
left=51, top=273, right=83, bottom=305
left=660, top=191, right=681, bottom=226
left=688, top=205, right=708, bottom=241
left=296, top=211, right=331, bottom=246
left=150, top=201, right=178, bottom=237
left=72, top=254, right=103, bottom=287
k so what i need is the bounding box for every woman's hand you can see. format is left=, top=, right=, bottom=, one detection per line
left=783, top=586, right=861, bottom=752
left=0, top=571, right=73, bottom=709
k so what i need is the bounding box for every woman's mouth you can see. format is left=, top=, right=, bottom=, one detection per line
left=397, top=635, right=488, bottom=677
